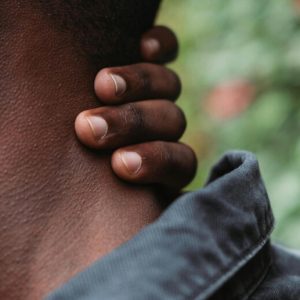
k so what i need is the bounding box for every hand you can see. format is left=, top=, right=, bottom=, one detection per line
left=75, top=26, right=197, bottom=195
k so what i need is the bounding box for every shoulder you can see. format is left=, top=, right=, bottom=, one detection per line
left=250, top=243, right=300, bottom=300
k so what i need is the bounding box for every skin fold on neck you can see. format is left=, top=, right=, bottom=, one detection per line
left=0, top=2, right=162, bottom=299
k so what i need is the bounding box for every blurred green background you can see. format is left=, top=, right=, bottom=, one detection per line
left=158, top=0, right=300, bottom=248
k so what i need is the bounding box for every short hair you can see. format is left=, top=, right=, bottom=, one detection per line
left=38, top=0, right=161, bottom=69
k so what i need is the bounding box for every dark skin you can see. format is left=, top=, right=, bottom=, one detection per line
left=0, top=2, right=196, bottom=299
left=76, top=26, right=197, bottom=192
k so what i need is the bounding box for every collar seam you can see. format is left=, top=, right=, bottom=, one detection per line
left=190, top=221, right=274, bottom=300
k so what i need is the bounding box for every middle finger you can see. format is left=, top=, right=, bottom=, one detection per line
left=75, top=100, right=186, bottom=150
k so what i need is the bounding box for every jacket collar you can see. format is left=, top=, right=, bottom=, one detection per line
left=47, top=151, right=274, bottom=300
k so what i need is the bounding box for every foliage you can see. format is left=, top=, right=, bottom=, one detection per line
left=158, top=0, right=300, bottom=248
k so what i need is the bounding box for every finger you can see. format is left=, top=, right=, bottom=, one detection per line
left=94, top=63, right=181, bottom=104
left=140, top=26, right=179, bottom=64
left=111, top=142, right=197, bottom=190
left=75, top=100, right=186, bottom=150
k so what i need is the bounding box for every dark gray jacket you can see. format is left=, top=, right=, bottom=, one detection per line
left=47, top=151, right=300, bottom=300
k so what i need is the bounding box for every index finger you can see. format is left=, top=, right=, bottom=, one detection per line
left=140, top=26, right=179, bottom=64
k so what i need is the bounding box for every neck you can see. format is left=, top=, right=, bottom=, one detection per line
left=0, top=2, right=162, bottom=299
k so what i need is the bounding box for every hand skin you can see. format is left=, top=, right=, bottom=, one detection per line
left=75, top=26, right=197, bottom=194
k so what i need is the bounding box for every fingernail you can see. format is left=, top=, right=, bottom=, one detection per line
left=143, top=38, right=160, bottom=55
left=110, top=74, right=127, bottom=96
left=86, top=116, right=108, bottom=141
left=120, top=152, right=142, bottom=175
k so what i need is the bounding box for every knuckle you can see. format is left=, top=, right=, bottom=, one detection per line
left=152, top=140, right=164, bottom=152
left=123, top=103, right=144, bottom=134
left=157, top=142, right=174, bottom=169
left=161, top=144, right=180, bottom=177
left=133, top=64, right=151, bottom=92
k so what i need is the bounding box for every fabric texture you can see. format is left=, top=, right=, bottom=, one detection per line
left=46, top=151, right=300, bottom=300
